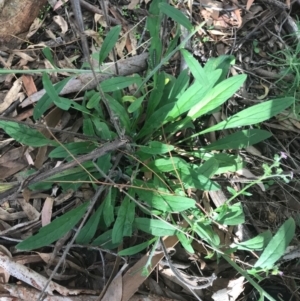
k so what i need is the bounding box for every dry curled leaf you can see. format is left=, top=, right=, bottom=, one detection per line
left=53, top=15, right=68, bottom=34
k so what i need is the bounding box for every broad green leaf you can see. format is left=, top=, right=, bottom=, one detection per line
left=76, top=203, right=103, bottom=244
left=83, top=117, right=96, bottom=136
left=231, top=231, right=272, bottom=251
left=144, top=157, right=189, bottom=173
left=16, top=202, right=89, bottom=250
left=134, top=189, right=196, bottom=212
left=99, top=25, right=121, bottom=64
left=91, top=117, right=111, bottom=140
left=138, top=23, right=204, bottom=93
left=162, top=116, right=194, bottom=137
left=167, top=70, right=221, bottom=121
left=203, top=129, right=272, bottom=151
left=187, top=74, right=247, bottom=120
left=134, top=218, right=178, bottom=236
left=254, top=217, right=295, bottom=269
left=194, top=223, right=220, bottom=246
left=118, top=238, right=156, bottom=256
left=95, top=153, right=112, bottom=175
left=112, top=195, right=135, bottom=243
left=139, top=141, right=174, bottom=155
left=49, top=141, right=97, bottom=159
left=92, top=229, right=119, bottom=249
left=146, top=0, right=163, bottom=69
left=177, top=232, right=194, bottom=253
left=169, top=68, right=189, bottom=100
left=54, top=96, right=90, bottom=114
left=196, top=158, right=219, bottom=178
left=192, top=153, right=244, bottom=174
left=204, top=55, right=235, bottom=84
left=137, top=103, right=175, bottom=139
left=214, top=203, right=245, bottom=225
left=100, top=76, right=140, bottom=92
left=181, top=49, right=208, bottom=86
left=180, top=171, right=220, bottom=191
left=105, top=94, right=131, bottom=132
left=159, top=3, right=193, bottom=31
left=34, top=77, right=70, bottom=120
left=144, top=158, right=220, bottom=190
left=128, top=95, right=146, bottom=113
left=147, top=72, right=166, bottom=116
left=53, top=97, right=71, bottom=110
left=200, top=97, right=295, bottom=134
left=72, top=100, right=91, bottom=114
left=103, top=187, right=115, bottom=227
left=42, top=73, right=66, bottom=110
left=87, top=92, right=101, bottom=109
left=0, top=121, right=56, bottom=147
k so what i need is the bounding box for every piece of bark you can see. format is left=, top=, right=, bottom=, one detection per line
left=20, top=52, right=148, bottom=108
left=0, top=0, right=48, bottom=44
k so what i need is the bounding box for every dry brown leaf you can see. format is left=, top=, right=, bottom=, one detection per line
left=53, top=0, right=69, bottom=11
left=54, top=190, right=74, bottom=206
left=37, top=252, right=90, bottom=276
left=245, top=145, right=262, bottom=157
left=24, top=148, right=34, bottom=166
left=45, top=28, right=57, bottom=41
left=116, top=35, right=127, bottom=58
left=58, top=56, right=77, bottom=69
left=0, top=246, right=11, bottom=284
left=102, top=265, right=127, bottom=301
left=246, top=0, right=255, bottom=10
left=231, top=0, right=242, bottom=28
left=125, top=34, right=133, bottom=54
left=127, top=0, right=140, bottom=10
left=0, top=208, right=27, bottom=221
left=18, top=199, right=40, bottom=221
left=159, top=268, right=203, bottom=297
left=207, top=29, right=229, bottom=36
left=128, top=31, right=138, bottom=55
left=227, top=277, right=245, bottom=301
left=42, top=197, right=54, bottom=226
left=85, top=29, right=103, bottom=46
left=4, top=283, right=99, bottom=300
left=53, top=15, right=68, bottom=34
left=0, top=159, right=27, bottom=181
left=0, top=77, right=23, bottom=113
left=22, top=75, right=37, bottom=97
left=27, top=17, right=45, bottom=39
left=12, top=51, right=35, bottom=62
left=0, top=254, right=93, bottom=296
left=95, top=13, right=107, bottom=28
left=257, top=81, right=269, bottom=100
left=121, top=235, right=181, bottom=301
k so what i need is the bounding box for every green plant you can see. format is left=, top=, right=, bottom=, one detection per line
left=253, top=39, right=260, bottom=54
left=268, top=22, right=300, bottom=97
left=0, top=1, right=296, bottom=300
left=98, top=25, right=104, bottom=37
left=122, top=6, right=129, bottom=16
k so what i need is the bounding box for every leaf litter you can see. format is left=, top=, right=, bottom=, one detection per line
left=0, top=0, right=299, bottom=301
